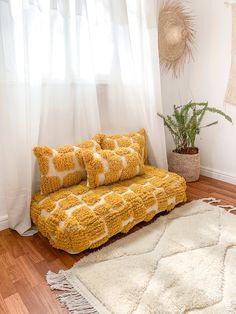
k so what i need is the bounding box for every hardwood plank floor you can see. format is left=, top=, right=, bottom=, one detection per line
left=0, top=175, right=235, bottom=313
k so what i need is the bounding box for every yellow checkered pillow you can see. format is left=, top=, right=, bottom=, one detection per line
left=33, top=140, right=100, bottom=195
left=82, top=143, right=145, bottom=188
left=93, top=128, right=147, bottom=162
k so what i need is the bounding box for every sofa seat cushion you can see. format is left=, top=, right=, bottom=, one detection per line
left=31, top=166, right=186, bottom=254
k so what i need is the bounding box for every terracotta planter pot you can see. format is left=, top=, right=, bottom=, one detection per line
left=168, top=151, right=200, bottom=182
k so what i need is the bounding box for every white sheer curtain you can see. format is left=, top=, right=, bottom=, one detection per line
left=0, top=0, right=167, bottom=234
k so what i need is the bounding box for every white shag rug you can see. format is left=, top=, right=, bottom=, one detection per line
left=47, top=199, right=236, bottom=314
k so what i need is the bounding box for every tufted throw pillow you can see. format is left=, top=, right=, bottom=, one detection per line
left=33, top=140, right=100, bottom=195
left=93, top=128, right=147, bottom=162
left=82, top=143, right=145, bottom=188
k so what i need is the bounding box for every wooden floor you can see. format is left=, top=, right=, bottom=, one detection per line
left=0, top=175, right=236, bottom=314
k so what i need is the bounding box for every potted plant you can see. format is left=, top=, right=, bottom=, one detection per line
left=157, top=102, right=232, bottom=182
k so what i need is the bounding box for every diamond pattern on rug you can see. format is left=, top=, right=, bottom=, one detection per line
left=134, top=245, right=225, bottom=314
left=59, top=200, right=236, bottom=313
left=156, top=210, right=220, bottom=258
left=78, top=254, right=157, bottom=314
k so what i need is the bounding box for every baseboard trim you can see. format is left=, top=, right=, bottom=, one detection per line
left=0, top=215, right=8, bottom=231
left=200, top=166, right=236, bottom=185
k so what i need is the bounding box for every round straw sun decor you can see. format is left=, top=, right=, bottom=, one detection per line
left=158, top=1, right=195, bottom=78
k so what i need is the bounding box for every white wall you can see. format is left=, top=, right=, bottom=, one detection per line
left=161, top=0, right=236, bottom=184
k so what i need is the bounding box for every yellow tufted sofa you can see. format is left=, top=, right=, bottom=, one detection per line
left=31, top=165, right=186, bottom=254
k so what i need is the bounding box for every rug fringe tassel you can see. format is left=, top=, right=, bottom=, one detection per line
left=199, top=197, right=236, bottom=213
left=199, top=197, right=221, bottom=204
left=218, top=204, right=236, bottom=214
left=46, top=271, right=99, bottom=314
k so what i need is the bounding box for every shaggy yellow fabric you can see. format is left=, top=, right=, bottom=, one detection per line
left=31, top=165, right=187, bottom=254
left=33, top=140, right=100, bottom=195
left=83, top=143, right=145, bottom=188
left=93, top=128, right=147, bottom=162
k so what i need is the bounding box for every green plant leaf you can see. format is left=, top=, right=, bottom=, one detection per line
left=204, top=107, right=232, bottom=123
left=200, top=121, right=218, bottom=128
left=157, top=102, right=232, bottom=152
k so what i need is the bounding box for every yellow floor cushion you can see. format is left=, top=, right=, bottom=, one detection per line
left=31, top=166, right=187, bottom=254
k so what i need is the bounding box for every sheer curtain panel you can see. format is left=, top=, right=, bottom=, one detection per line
left=0, top=0, right=167, bottom=234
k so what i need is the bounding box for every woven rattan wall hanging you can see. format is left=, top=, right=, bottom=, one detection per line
left=158, top=1, right=195, bottom=78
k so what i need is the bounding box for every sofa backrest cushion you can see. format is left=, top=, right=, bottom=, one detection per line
left=93, top=128, right=147, bottom=162
left=33, top=140, right=100, bottom=195
left=82, top=143, right=145, bottom=188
